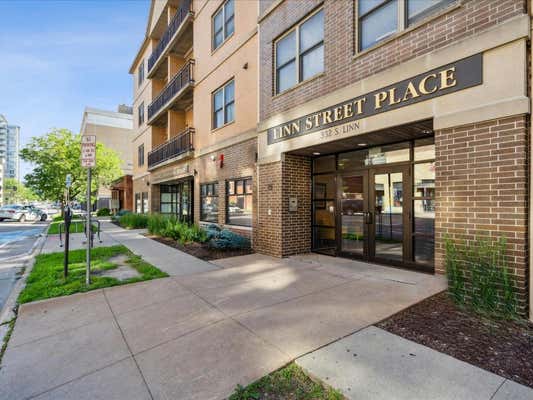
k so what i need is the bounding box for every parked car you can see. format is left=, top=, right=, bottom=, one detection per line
left=0, top=204, right=48, bottom=222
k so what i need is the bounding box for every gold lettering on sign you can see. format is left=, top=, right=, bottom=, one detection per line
left=334, top=106, right=343, bottom=121
left=322, top=110, right=333, bottom=124
left=419, top=73, right=438, bottom=94
left=343, top=103, right=354, bottom=118
left=388, top=88, right=401, bottom=105
left=402, top=81, right=420, bottom=101
left=440, top=67, right=457, bottom=89
left=374, top=91, right=388, bottom=109
left=354, top=98, right=366, bottom=114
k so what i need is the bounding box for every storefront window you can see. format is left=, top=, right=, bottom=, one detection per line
left=200, top=182, right=219, bottom=223
left=414, top=138, right=435, bottom=161
left=338, top=150, right=368, bottom=170
left=142, top=192, right=148, bottom=214
left=227, top=177, right=252, bottom=226
left=414, top=162, right=436, bottom=197
left=160, top=181, right=193, bottom=223
left=365, top=142, right=410, bottom=165
left=313, top=155, right=335, bottom=173
left=135, top=193, right=141, bottom=214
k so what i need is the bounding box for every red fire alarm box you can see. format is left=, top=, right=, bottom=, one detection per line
left=219, top=154, right=224, bottom=168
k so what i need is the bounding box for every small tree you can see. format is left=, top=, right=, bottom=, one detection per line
left=3, top=178, right=39, bottom=204
left=20, top=129, right=123, bottom=207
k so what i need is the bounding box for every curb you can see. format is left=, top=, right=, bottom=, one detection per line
left=0, top=233, right=47, bottom=325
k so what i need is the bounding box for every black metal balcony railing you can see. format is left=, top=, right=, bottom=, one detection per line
left=147, top=60, right=194, bottom=121
left=148, top=127, right=194, bottom=168
left=148, top=0, right=192, bottom=72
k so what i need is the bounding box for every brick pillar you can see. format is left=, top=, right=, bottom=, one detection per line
left=256, top=154, right=312, bottom=257
left=282, top=155, right=312, bottom=255
left=435, top=115, right=528, bottom=314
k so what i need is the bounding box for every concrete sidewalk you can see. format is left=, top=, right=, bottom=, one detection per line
left=41, top=220, right=218, bottom=277
left=98, top=220, right=218, bottom=276
left=0, top=253, right=447, bottom=400
left=297, top=326, right=533, bottom=400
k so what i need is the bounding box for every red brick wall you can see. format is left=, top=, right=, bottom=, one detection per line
left=194, top=138, right=257, bottom=240
left=435, top=115, right=529, bottom=312
left=282, top=155, right=312, bottom=255
left=259, top=0, right=526, bottom=120
left=256, top=154, right=312, bottom=256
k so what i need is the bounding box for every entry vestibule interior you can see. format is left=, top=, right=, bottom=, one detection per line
left=292, top=120, right=435, bottom=272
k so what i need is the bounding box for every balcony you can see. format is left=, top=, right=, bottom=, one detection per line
left=148, top=127, right=194, bottom=169
left=147, top=0, right=193, bottom=79
left=147, top=60, right=194, bottom=125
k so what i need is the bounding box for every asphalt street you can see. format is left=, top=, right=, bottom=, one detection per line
left=0, top=222, right=47, bottom=311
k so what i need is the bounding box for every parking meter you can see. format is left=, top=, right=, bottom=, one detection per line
left=63, top=205, right=73, bottom=278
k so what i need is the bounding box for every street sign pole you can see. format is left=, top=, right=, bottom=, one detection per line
left=81, top=135, right=96, bottom=286
left=86, top=167, right=91, bottom=285
left=64, top=174, right=73, bottom=279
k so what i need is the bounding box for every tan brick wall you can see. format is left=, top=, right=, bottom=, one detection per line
left=256, top=154, right=311, bottom=256
left=259, top=0, right=526, bottom=120
left=435, top=115, right=529, bottom=312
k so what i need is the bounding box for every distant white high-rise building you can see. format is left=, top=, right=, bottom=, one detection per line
left=0, top=114, right=20, bottom=181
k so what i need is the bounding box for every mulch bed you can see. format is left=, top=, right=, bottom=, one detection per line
left=146, top=235, right=254, bottom=261
left=377, top=291, right=533, bottom=388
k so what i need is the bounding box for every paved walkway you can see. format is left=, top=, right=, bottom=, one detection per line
left=0, top=253, right=446, bottom=400
left=297, top=326, right=533, bottom=400
left=42, top=220, right=218, bottom=276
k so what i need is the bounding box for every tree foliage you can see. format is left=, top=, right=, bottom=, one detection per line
left=20, top=129, right=123, bottom=203
left=3, top=178, right=39, bottom=204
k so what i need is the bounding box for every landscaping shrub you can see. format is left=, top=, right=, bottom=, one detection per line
left=116, top=209, right=132, bottom=217
left=96, top=207, right=111, bottom=217
left=146, top=214, right=208, bottom=244
left=209, top=229, right=250, bottom=250
left=147, top=213, right=175, bottom=236
left=444, top=235, right=518, bottom=318
left=117, top=213, right=149, bottom=229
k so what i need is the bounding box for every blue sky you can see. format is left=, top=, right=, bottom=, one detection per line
left=0, top=0, right=149, bottom=179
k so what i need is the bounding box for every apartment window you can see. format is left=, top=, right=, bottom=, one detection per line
left=138, top=144, right=144, bottom=167
left=358, top=0, right=454, bottom=51
left=138, top=102, right=144, bottom=127
left=212, top=0, right=234, bottom=50
left=226, top=177, right=252, bottom=227
left=138, top=60, right=145, bottom=87
left=200, top=182, right=219, bottom=222
left=275, top=8, right=324, bottom=94
left=212, top=79, right=235, bottom=129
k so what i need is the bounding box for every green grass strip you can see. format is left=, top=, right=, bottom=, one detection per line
left=18, top=245, right=167, bottom=304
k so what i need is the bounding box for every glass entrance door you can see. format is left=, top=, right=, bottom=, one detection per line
left=335, top=165, right=411, bottom=265
left=339, top=172, right=368, bottom=256
left=370, top=166, right=410, bottom=264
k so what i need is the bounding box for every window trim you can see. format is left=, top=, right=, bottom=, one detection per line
left=356, top=0, right=457, bottom=53
left=274, top=7, right=324, bottom=95
left=138, top=144, right=145, bottom=167
left=138, top=59, right=144, bottom=87
left=226, top=177, right=253, bottom=227
left=212, top=78, right=235, bottom=130
left=200, top=181, right=219, bottom=223
left=212, top=0, right=235, bottom=51
left=138, top=102, right=145, bottom=127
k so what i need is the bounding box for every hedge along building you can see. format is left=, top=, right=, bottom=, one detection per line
left=256, top=0, right=530, bottom=317
left=129, top=0, right=259, bottom=239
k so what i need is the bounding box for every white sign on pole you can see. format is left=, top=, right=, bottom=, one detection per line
left=81, top=135, right=96, bottom=168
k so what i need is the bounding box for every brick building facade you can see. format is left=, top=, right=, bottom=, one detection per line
left=131, top=0, right=532, bottom=318
left=255, top=0, right=530, bottom=316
